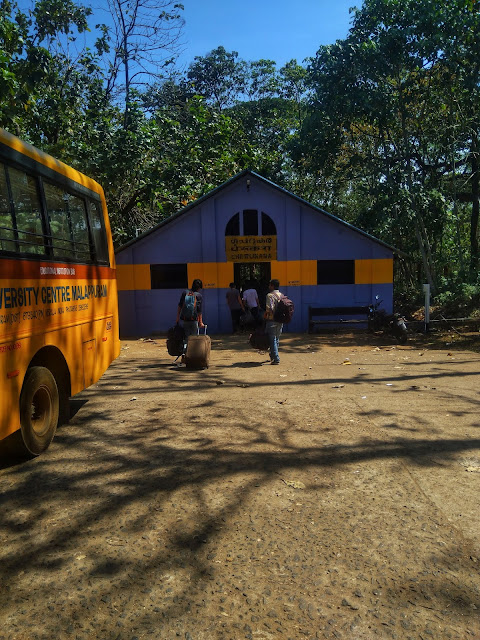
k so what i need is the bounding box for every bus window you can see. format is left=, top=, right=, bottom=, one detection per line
left=44, top=182, right=90, bottom=262
left=88, top=200, right=109, bottom=264
left=8, top=166, right=45, bottom=255
left=69, top=195, right=91, bottom=262
left=0, top=163, right=16, bottom=252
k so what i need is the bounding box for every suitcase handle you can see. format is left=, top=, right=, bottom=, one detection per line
left=197, top=324, right=207, bottom=335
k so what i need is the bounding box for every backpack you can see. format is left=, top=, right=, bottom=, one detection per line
left=273, top=294, right=294, bottom=324
left=181, top=291, right=197, bottom=321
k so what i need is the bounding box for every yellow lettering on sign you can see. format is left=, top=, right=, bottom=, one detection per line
left=225, top=236, right=277, bottom=262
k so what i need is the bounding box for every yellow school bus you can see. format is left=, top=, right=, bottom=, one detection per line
left=0, top=129, right=120, bottom=455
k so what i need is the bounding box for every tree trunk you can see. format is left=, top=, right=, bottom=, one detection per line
left=398, top=81, right=435, bottom=290
left=470, top=137, right=479, bottom=275
left=123, top=30, right=130, bottom=129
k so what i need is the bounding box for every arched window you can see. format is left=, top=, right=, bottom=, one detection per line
left=225, top=210, right=276, bottom=236
left=261, top=212, right=276, bottom=235
left=243, top=209, right=258, bottom=235
left=225, top=212, right=240, bottom=236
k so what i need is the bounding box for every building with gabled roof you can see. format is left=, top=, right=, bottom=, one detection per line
left=115, top=170, right=400, bottom=336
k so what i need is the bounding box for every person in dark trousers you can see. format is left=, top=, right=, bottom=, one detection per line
left=176, top=279, right=204, bottom=351
left=242, top=281, right=261, bottom=325
left=226, top=282, right=244, bottom=333
left=264, top=278, right=283, bottom=364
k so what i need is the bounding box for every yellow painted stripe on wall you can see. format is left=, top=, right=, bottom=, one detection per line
left=116, top=264, right=151, bottom=291
left=355, top=259, right=393, bottom=284
left=270, top=261, right=287, bottom=285
left=217, top=262, right=235, bottom=288
left=300, top=260, right=318, bottom=286
left=134, top=264, right=152, bottom=289
left=271, top=260, right=317, bottom=286
left=116, top=264, right=134, bottom=291
left=286, top=260, right=302, bottom=286
left=188, top=262, right=234, bottom=289
left=117, top=258, right=393, bottom=290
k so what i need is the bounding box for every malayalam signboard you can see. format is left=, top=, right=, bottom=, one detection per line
left=225, top=236, right=277, bottom=262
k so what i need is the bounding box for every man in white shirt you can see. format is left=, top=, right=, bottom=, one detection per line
left=242, top=282, right=260, bottom=324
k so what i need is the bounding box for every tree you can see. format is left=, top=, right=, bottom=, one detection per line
left=105, top=0, right=184, bottom=125
left=0, top=0, right=24, bottom=126
left=186, top=46, right=247, bottom=111
left=246, top=58, right=279, bottom=101
left=0, top=0, right=110, bottom=145
left=279, top=59, right=308, bottom=126
left=350, top=0, right=480, bottom=277
left=301, top=0, right=480, bottom=289
left=88, top=95, right=255, bottom=244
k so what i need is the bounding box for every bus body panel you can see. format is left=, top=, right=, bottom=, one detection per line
left=0, top=278, right=120, bottom=439
left=0, top=129, right=120, bottom=448
left=0, top=335, right=35, bottom=439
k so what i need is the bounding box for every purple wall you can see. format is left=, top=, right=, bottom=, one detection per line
left=116, top=173, right=395, bottom=336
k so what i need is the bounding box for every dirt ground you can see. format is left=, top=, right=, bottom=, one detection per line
left=1, top=328, right=480, bottom=640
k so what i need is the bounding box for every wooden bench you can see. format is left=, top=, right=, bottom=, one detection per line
left=308, top=305, right=370, bottom=333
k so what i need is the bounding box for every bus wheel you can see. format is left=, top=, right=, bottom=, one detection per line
left=20, top=367, right=59, bottom=456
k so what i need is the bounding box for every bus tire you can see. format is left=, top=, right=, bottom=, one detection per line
left=19, top=366, right=59, bottom=456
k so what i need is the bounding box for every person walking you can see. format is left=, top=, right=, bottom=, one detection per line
left=242, top=282, right=261, bottom=325
left=264, top=278, right=283, bottom=365
left=226, top=282, right=244, bottom=333
left=176, top=279, right=204, bottom=351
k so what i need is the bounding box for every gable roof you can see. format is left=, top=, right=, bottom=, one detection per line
left=116, top=169, right=405, bottom=256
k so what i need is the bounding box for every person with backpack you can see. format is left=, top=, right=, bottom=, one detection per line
left=264, top=279, right=283, bottom=365
left=176, top=279, right=204, bottom=350
left=263, top=279, right=294, bottom=365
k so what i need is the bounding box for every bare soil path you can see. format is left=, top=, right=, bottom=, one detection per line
left=1, top=331, right=480, bottom=640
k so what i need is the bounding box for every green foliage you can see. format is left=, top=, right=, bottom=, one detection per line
left=33, top=0, right=92, bottom=40
left=186, top=46, right=248, bottom=110
left=83, top=95, right=256, bottom=244
left=300, top=0, right=480, bottom=289
left=0, top=2, right=27, bottom=123
left=434, top=278, right=480, bottom=316
left=2, top=0, right=480, bottom=300
left=0, top=0, right=108, bottom=138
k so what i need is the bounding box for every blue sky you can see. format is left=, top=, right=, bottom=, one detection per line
left=177, top=0, right=358, bottom=69
left=16, top=0, right=358, bottom=70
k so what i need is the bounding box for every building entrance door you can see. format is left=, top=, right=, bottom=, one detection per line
left=234, top=262, right=271, bottom=304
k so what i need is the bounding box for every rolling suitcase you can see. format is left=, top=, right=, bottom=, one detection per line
left=184, top=325, right=211, bottom=369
